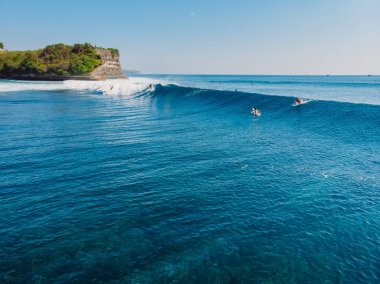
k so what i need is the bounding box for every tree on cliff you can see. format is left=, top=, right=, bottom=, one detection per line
left=0, top=42, right=4, bottom=49
left=0, top=43, right=102, bottom=76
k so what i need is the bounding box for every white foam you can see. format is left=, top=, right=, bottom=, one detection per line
left=2, top=76, right=379, bottom=105
left=0, top=80, right=63, bottom=92
left=63, top=78, right=156, bottom=96
left=0, top=77, right=164, bottom=96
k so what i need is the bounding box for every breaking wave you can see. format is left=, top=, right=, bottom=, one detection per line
left=0, top=78, right=161, bottom=96
left=1, top=75, right=380, bottom=105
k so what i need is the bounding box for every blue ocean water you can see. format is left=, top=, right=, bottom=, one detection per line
left=0, top=75, right=379, bottom=283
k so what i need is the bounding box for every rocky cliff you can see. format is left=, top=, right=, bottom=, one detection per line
left=90, top=49, right=126, bottom=80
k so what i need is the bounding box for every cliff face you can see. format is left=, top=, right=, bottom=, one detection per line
left=90, top=49, right=126, bottom=80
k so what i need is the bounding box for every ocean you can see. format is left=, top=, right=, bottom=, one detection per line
left=0, top=75, right=379, bottom=283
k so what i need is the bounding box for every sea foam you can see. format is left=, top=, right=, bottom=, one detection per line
left=1, top=75, right=380, bottom=105
left=0, top=77, right=162, bottom=96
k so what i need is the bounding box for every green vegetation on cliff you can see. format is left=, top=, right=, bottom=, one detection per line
left=0, top=43, right=103, bottom=76
left=106, top=48, right=119, bottom=58
left=95, top=47, right=119, bottom=58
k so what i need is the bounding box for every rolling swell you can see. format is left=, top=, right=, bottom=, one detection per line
left=145, top=84, right=380, bottom=153
left=210, top=79, right=380, bottom=88
left=152, top=84, right=380, bottom=133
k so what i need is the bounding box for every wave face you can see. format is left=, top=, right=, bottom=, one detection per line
left=138, top=74, right=380, bottom=105
left=0, top=76, right=379, bottom=283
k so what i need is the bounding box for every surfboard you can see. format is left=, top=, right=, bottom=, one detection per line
left=251, top=111, right=261, bottom=117
left=292, top=100, right=309, bottom=107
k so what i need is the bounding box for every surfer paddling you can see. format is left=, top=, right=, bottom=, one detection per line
left=251, top=107, right=261, bottom=117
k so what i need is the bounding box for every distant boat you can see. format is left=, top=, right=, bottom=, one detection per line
left=368, top=74, right=371, bottom=77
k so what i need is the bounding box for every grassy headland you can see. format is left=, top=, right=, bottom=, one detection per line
left=0, top=43, right=113, bottom=77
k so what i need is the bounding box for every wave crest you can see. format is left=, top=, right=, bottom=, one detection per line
left=0, top=78, right=161, bottom=96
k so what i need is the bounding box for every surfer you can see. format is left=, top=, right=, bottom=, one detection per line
left=149, top=84, right=154, bottom=92
left=251, top=107, right=261, bottom=117
left=294, top=97, right=304, bottom=105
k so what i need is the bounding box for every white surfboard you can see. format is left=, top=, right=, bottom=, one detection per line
left=251, top=111, right=261, bottom=117
left=292, top=100, right=309, bottom=107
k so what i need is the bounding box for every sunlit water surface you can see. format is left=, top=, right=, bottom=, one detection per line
left=0, top=75, right=379, bottom=283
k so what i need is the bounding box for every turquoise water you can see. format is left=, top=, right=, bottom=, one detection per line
left=0, top=76, right=379, bottom=283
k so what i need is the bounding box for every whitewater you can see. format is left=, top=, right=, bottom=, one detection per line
left=1, top=75, right=380, bottom=105
left=0, top=77, right=158, bottom=96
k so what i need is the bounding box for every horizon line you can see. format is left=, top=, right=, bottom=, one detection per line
left=125, top=72, right=379, bottom=77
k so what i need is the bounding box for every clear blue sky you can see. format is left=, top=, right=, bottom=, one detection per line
left=1, top=0, right=379, bottom=74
